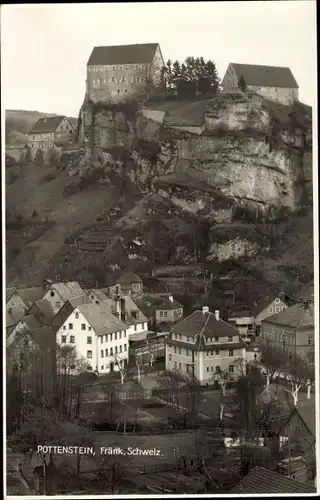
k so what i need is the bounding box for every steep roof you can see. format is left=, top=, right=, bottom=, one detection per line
left=252, top=296, right=289, bottom=317
left=68, top=294, right=91, bottom=307
left=50, top=282, right=84, bottom=301
left=6, top=307, right=26, bottom=328
left=22, top=314, right=42, bottom=331
left=6, top=287, right=17, bottom=302
left=77, top=302, right=127, bottom=335
left=29, top=116, right=66, bottom=134
left=118, top=295, right=148, bottom=325
left=31, top=299, right=57, bottom=325
left=87, top=43, right=159, bottom=66
left=230, top=466, right=316, bottom=493
left=18, top=286, right=45, bottom=306
left=87, top=289, right=110, bottom=302
left=172, top=310, right=238, bottom=339
left=230, top=63, right=299, bottom=89
left=117, top=272, right=143, bottom=285
left=263, top=302, right=314, bottom=330
left=294, top=400, right=316, bottom=438
left=135, top=294, right=183, bottom=316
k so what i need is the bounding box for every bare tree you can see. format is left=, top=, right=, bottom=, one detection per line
left=285, top=353, right=314, bottom=405
left=213, top=370, right=230, bottom=396
left=258, top=344, right=288, bottom=393
left=234, top=358, right=251, bottom=377
left=136, top=353, right=142, bottom=383
left=219, top=403, right=225, bottom=421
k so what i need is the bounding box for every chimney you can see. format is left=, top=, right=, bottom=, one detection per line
left=215, top=310, right=220, bottom=321
left=202, top=306, right=209, bottom=315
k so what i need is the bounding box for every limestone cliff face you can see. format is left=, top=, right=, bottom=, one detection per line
left=73, top=93, right=312, bottom=262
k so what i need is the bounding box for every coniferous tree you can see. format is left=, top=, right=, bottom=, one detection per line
left=238, top=75, right=247, bottom=92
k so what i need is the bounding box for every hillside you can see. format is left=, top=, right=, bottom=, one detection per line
left=5, top=109, right=78, bottom=145
left=5, top=94, right=314, bottom=312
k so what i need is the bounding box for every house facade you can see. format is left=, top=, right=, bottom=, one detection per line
left=222, top=63, right=299, bottom=105
left=55, top=301, right=129, bottom=374
left=41, top=281, right=85, bottom=315
left=135, top=293, right=183, bottom=326
left=260, top=301, right=314, bottom=361
left=227, top=311, right=254, bottom=342
left=165, top=307, right=247, bottom=384
left=6, top=288, right=29, bottom=314
left=86, top=43, right=164, bottom=103
left=28, top=116, right=76, bottom=157
left=116, top=272, right=144, bottom=295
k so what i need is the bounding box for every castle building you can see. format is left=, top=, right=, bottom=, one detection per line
left=85, top=43, right=164, bottom=103
left=222, top=63, right=299, bottom=105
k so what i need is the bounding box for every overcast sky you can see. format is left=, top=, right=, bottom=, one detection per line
left=1, top=1, right=317, bottom=117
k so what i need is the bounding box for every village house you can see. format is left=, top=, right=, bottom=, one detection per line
left=165, top=307, right=247, bottom=383
left=275, top=401, right=316, bottom=482
left=40, top=281, right=85, bottom=315
left=55, top=301, right=129, bottom=374
left=134, top=293, right=184, bottom=326
left=114, top=295, right=149, bottom=336
left=222, top=63, right=299, bottom=105
left=85, top=43, right=164, bottom=103
left=116, top=272, right=144, bottom=296
left=253, top=295, right=289, bottom=328
left=7, top=314, right=43, bottom=347
left=6, top=287, right=30, bottom=314
left=227, top=310, right=254, bottom=342
left=28, top=116, right=76, bottom=157
left=86, top=288, right=110, bottom=304
left=129, top=330, right=167, bottom=367
left=260, top=300, right=314, bottom=361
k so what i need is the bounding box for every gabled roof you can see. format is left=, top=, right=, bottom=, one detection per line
left=263, top=301, right=314, bottom=330
left=118, top=295, right=148, bottom=325
left=6, top=287, right=17, bottom=302
left=172, top=310, right=238, bottom=339
left=87, top=43, right=159, bottom=66
left=6, top=307, right=26, bottom=328
left=68, top=294, right=91, bottom=307
left=29, top=116, right=65, bottom=134
left=252, top=296, right=289, bottom=317
left=87, top=289, right=110, bottom=302
left=77, top=302, right=127, bottom=335
left=229, top=63, right=299, bottom=88
left=31, top=299, right=57, bottom=325
left=22, top=314, right=42, bottom=331
left=18, top=286, right=45, bottom=306
left=51, top=282, right=84, bottom=301
left=230, top=466, right=316, bottom=493
left=117, top=272, right=143, bottom=285
left=293, top=401, right=316, bottom=438
left=135, top=294, right=183, bottom=315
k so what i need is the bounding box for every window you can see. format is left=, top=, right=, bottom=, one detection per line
left=87, top=351, right=92, bottom=358
left=50, top=291, right=55, bottom=297
left=81, top=324, right=86, bottom=330
left=87, top=366, right=92, bottom=371
left=229, top=365, right=234, bottom=373
left=214, top=337, right=219, bottom=342
left=63, top=325, right=66, bottom=330
left=55, top=301, right=61, bottom=309
left=125, top=89, right=128, bottom=93
left=160, top=311, right=163, bottom=317
left=179, top=362, right=181, bottom=370
left=70, top=336, right=75, bottom=343
left=117, top=89, right=120, bottom=94
left=164, top=311, right=168, bottom=317
left=124, top=344, right=127, bottom=351
left=174, top=346, right=177, bottom=353
left=119, top=345, right=122, bottom=353
left=110, top=347, right=113, bottom=356
left=275, top=298, right=280, bottom=304
left=103, top=335, right=107, bottom=342
left=228, top=336, right=233, bottom=342
left=215, top=349, right=220, bottom=355
left=61, top=335, right=66, bottom=343
left=119, top=331, right=122, bottom=339
left=70, top=364, right=76, bottom=370
left=207, top=367, right=209, bottom=372
left=101, top=350, right=104, bottom=358
left=268, top=307, right=274, bottom=314
left=88, top=326, right=92, bottom=331
left=134, top=325, right=137, bottom=331
left=75, top=312, right=79, bottom=319
left=104, top=348, right=108, bottom=357
left=87, top=336, right=92, bottom=344
left=275, top=307, right=280, bottom=313
left=69, top=323, right=73, bottom=330
left=114, top=332, right=117, bottom=341
left=169, top=354, right=172, bottom=361
left=229, top=349, right=234, bottom=357
left=215, top=366, right=220, bottom=373
left=101, top=366, right=104, bottom=370
left=112, top=77, right=116, bottom=83
left=100, top=336, right=103, bottom=344
left=308, top=335, right=313, bottom=345
left=124, top=331, right=126, bottom=338
left=115, top=346, right=118, bottom=354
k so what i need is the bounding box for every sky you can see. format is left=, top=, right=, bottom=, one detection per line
left=1, top=1, right=317, bottom=117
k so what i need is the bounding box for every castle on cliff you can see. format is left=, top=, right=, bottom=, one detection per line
left=85, top=43, right=165, bottom=103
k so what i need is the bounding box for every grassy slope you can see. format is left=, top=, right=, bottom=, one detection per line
left=6, top=163, right=118, bottom=286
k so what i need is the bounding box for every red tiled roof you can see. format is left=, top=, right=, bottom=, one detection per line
left=230, top=466, right=316, bottom=493
left=87, top=43, right=159, bottom=66
left=230, top=63, right=299, bottom=88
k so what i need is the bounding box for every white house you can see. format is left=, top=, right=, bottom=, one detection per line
left=114, top=295, right=149, bottom=336
left=227, top=311, right=255, bottom=342
left=253, top=296, right=289, bottom=327
left=165, top=307, right=247, bottom=384
left=56, top=301, right=129, bottom=374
